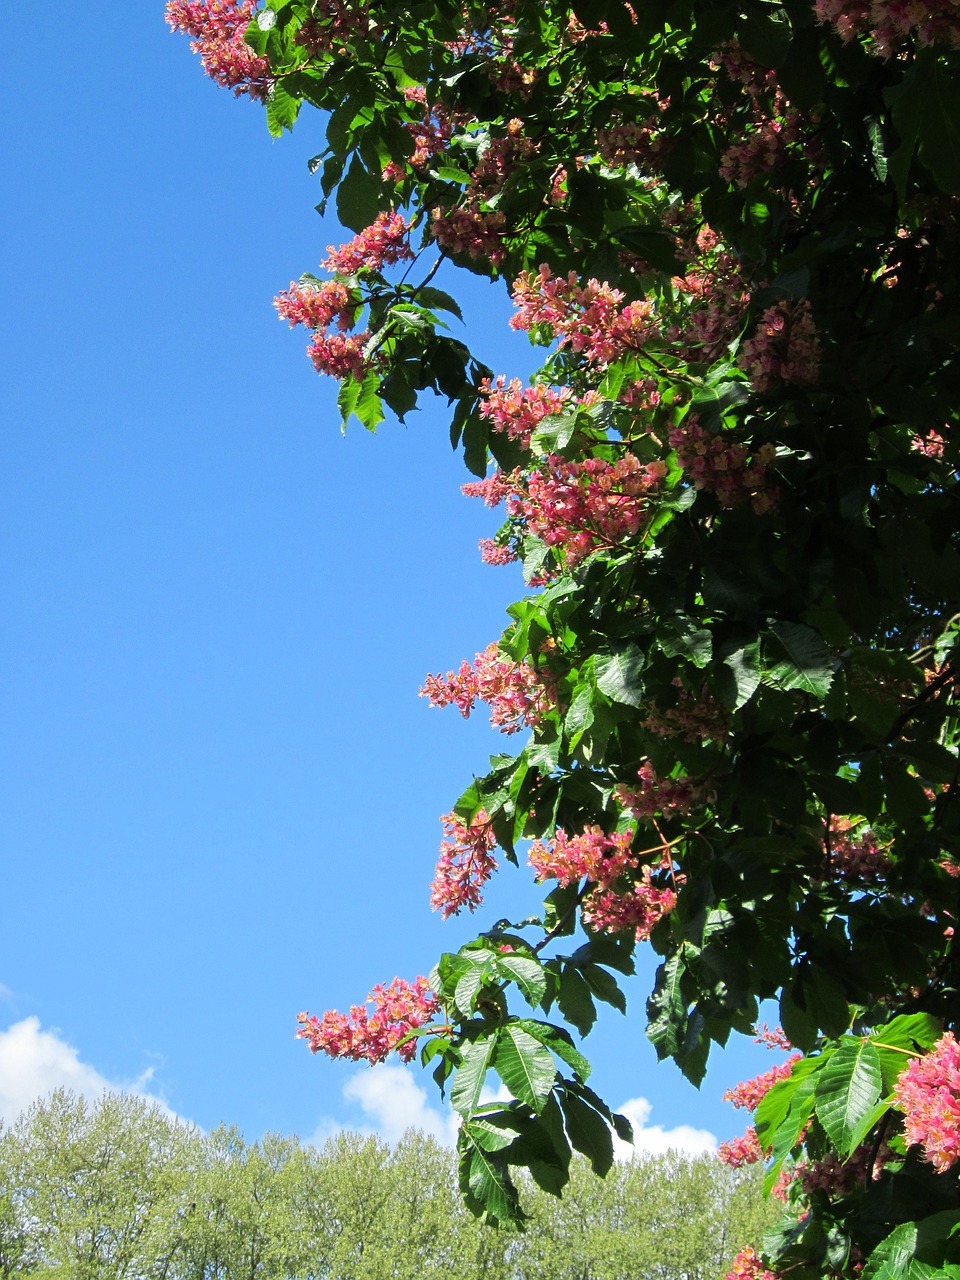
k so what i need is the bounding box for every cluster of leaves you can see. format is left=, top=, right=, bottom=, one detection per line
left=0, top=1088, right=771, bottom=1280
left=171, top=0, right=960, bottom=1272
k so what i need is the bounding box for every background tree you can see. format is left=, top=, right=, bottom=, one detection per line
left=165, top=1, right=960, bottom=1274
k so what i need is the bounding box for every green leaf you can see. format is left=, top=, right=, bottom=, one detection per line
left=581, top=963, right=627, bottom=1014
left=815, top=1036, right=883, bottom=1156
left=870, top=1013, right=942, bottom=1091
left=459, top=1127, right=522, bottom=1224
left=718, top=641, right=761, bottom=709
left=336, top=154, right=382, bottom=232
left=496, top=955, right=548, bottom=1008
left=864, top=1211, right=960, bottom=1279
left=266, top=81, right=301, bottom=137
left=516, top=1019, right=592, bottom=1082
left=564, top=684, right=595, bottom=739
left=557, top=965, right=597, bottom=1037
left=493, top=1025, right=557, bottom=1112
left=559, top=1088, right=615, bottom=1176
left=452, top=1036, right=497, bottom=1117
left=594, top=645, right=645, bottom=708
left=765, top=622, right=834, bottom=699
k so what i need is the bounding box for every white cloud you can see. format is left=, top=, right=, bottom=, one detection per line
left=341, top=1064, right=458, bottom=1146
left=0, top=1016, right=181, bottom=1127
left=310, top=1070, right=716, bottom=1166
left=612, top=1096, right=717, bottom=1161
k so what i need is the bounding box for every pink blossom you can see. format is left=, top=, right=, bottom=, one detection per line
left=581, top=872, right=677, bottom=940
left=505, top=454, right=668, bottom=567
left=478, top=538, right=518, bottom=566
left=718, top=1126, right=763, bottom=1167
left=529, top=826, right=637, bottom=888
left=754, top=1023, right=793, bottom=1051
left=430, top=810, right=498, bottom=917
left=510, top=265, right=657, bottom=366
left=323, top=212, right=415, bottom=275
left=420, top=642, right=553, bottom=734
left=479, top=376, right=573, bottom=447
left=615, top=761, right=700, bottom=821
left=307, top=331, right=371, bottom=381
left=461, top=470, right=520, bottom=509
left=828, top=817, right=891, bottom=881
left=274, top=280, right=357, bottom=331
left=815, top=0, right=960, bottom=54
left=296, top=977, right=440, bottom=1065
left=431, top=203, right=507, bottom=265
left=725, top=1245, right=780, bottom=1280
left=737, top=300, right=821, bottom=394
left=894, top=1031, right=960, bottom=1172
left=165, top=1, right=272, bottom=99
left=724, top=1057, right=802, bottom=1111
left=670, top=416, right=779, bottom=513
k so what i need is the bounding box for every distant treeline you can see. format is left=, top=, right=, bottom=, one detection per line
left=0, top=1090, right=775, bottom=1279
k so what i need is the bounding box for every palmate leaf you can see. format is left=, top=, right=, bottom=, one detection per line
left=814, top=1036, right=883, bottom=1156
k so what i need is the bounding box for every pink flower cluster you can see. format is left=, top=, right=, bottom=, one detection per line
left=296, top=977, right=440, bottom=1065
left=724, top=1057, right=801, bottom=1110
left=615, top=761, right=700, bottom=821
left=718, top=1126, right=763, bottom=1167
left=529, top=826, right=637, bottom=887
left=479, top=376, right=573, bottom=447
left=165, top=0, right=272, bottom=99
left=719, top=114, right=799, bottom=189
left=420, top=642, right=552, bottom=734
left=430, top=810, right=498, bottom=917
left=737, top=300, right=821, bottom=393
left=510, top=265, right=657, bottom=365
left=431, top=203, right=508, bottom=265
left=275, top=279, right=356, bottom=331
left=581, top=867, right=678, bottom=939
left=509, top=454, right=668, bottom=566
left=815, top=0, right=960, bottom=54
left=754, top=1023, right=793, bottom=1051
left=461, top=470, right=519, bottom=509
left=274, top=279, right=372, bottom=379
left=323, top=212, right=415, bottom=275
left=528, top=826, right=678, bottom=941
left=894, top=1030, right=960, bottom=1172
left=725, top=1246, right=780, bottom=1280
left=828, top=817, right=891, bottom=881
left=670, top=417, right=778, bottom=513
left=641, top=680, right=728, bottom=742
left=430, top=121, right=535, bottom=265
left=294, top=1, right=372, bottom=56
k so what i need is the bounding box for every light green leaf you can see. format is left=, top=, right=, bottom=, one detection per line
left=493, top=1025, right=556, bottom=1112
left=496, top=956, right=548, bottom=1008
left=595, top=646, right=645, bottom=707
left=815, top=1036, right=883, bottom=1155
left=516, top=1018, right=592, bottom=1082
left=452, top=1037, right=496, bottom=1117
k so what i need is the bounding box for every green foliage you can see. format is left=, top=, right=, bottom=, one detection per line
left=172, top=0, right=960, bottom=1269
left=0, top=1090, right=773, bottom=1279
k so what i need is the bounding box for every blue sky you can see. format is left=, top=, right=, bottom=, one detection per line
left=0, top=7, right=775, bottom=1155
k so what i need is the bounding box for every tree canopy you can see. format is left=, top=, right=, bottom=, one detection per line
left=0, top=1089, right=771, bottom=1279
left=167, top=0, right=960, bottom=1274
